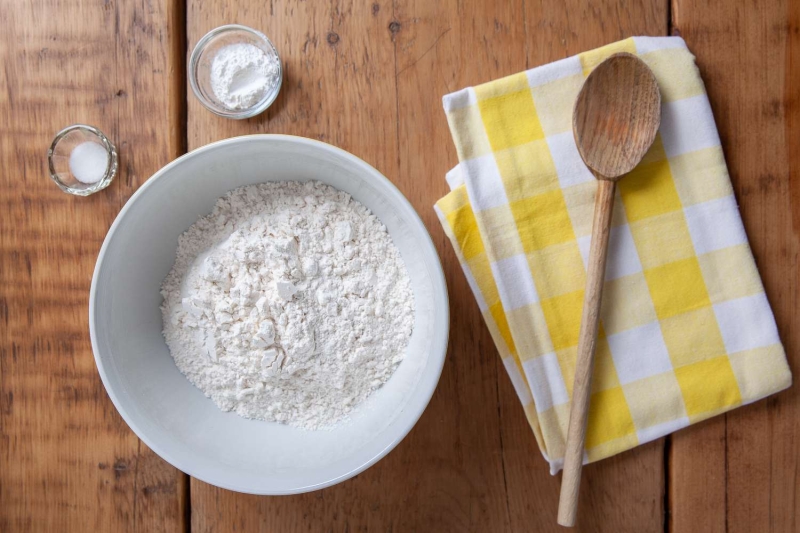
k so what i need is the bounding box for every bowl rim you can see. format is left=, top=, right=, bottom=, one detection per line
left=89, top=134, right=450, bottom=494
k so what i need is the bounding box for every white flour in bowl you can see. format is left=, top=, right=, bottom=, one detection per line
left=160, top=181, right=414, bottom=429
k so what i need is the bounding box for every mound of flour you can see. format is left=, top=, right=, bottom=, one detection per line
left=160, top=181, right=414, bottom=429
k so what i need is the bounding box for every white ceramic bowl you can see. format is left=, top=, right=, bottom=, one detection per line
left=90, top=135, right=449, bottom=494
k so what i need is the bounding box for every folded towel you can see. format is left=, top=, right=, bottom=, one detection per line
left=435, top=37, right=792, bottom=474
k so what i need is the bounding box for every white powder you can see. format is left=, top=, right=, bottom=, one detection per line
left=69, top=141, right=108, bottom=184
left=160, top=181, right=415, bottom=430
left=210, top=43, right=280, bottom=111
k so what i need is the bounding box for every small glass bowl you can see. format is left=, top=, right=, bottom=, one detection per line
left=189, top=24, right=283, bottom=120
left=48, top=125, right=117, bottom=196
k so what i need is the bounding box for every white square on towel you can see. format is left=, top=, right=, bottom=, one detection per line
left=607, top=321, right=673, bottom=384
left=607, top=224, right=643, bottom=280
left=636, top=417, right=690, bottom=444
left=577, top=225, right=642, bottom=281
left=633, top=36, right=687, bottom=55
left=577, top=234, right=591, bottom=270
left=461, top=263, right=488, bottom=312
left=502, top=357, right=533, bottom=405
left=443, top=87, right=477, bottom=112
left=446, top=165, right=465, bottom=191
left=526, top=55, right=583, bottom=87
left=661, top=95, right=721, bottom=158
left=491, top=254, right=540, bottom=310
left=547, top=131, right=595, bottom=188
left=522, top=352, right=569, bottom=412
left=713, top=293, right=780, bottom=354
left=463, top=153, right=509, bottom=212
left=684, top=195, right=747, bottom=255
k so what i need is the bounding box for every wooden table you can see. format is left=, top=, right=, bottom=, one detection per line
left=1, top=0, right=797, bottom=531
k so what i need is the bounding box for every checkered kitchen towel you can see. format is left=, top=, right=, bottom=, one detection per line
left=434, top=37, right=791, bottom=473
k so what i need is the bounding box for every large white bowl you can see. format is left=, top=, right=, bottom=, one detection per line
left=90, top=135, right=449, bottom=494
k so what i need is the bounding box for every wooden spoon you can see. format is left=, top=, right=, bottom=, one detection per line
left=557, top=52, right=661, bottom=527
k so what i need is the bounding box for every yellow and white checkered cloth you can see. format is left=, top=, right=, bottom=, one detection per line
left=434, top=37, right=792, bottom=473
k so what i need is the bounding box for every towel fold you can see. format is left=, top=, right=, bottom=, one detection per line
left=434, top=37, right=791, bottom=474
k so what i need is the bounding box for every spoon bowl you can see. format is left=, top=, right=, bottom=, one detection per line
left=573, top=52, right=661, bottom=180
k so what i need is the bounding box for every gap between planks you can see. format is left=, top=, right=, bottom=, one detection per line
left=168, top=0, right=191, bottom=531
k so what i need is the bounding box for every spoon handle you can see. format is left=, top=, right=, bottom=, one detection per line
left=557, top=178, right=616, bottom=527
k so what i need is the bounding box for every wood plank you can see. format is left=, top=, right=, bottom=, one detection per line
left=393, top=1, right=525, bottom=531
left=670, top=0, right=800, bottom=531
left=186, top=1, right=671, bottom=532
left=504, top=3, right=669, bottom=531
left=0, top=0, right=187, bottom=531
left=185, top=0, right=517, bottom=531
left=394, top=0, right=668, bottom=530
left=669, top=421, right=726, bottom=533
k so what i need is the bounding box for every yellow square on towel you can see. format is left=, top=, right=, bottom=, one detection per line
left=698, top=245, right=763, bottom=303
left=495, top=140, right=560, bottom=200
left=579, top=39, right=637, bottom=75
left=645, top=257, right=711, bottom=319
left=586, top=387, right=636, bottom=448
left=541, top=290, right=584, bottom=351
left=445, top=204, right=484, bottom=261
left=619, top=158, right=682, bottom=222
left=508, top=304, right=554, bottom=360
left=675, top=357, right=742, bottom=417
left=629, top=211, right=696, bottom=269
left=479, top=89, right=545, bottom=151
left=512, top=190, right=575, bottom=252
left=526, top=242, right=586, bottom=299
left=660, top=307, right=727, bottom=367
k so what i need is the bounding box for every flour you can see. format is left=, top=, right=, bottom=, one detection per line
left=160, top=181, right=415, bottom=430
left=210, top=43, right=280, bottom=110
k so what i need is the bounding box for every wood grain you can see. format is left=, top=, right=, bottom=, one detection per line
left=670, top=0, right=800, bottom=531
left=186, top=2, right=514, bottom=531
left=4, top=0, right=798, bottom=531
left=0, top=0, right=187, bottom=531
left=186, top=0, right=669, bottom=531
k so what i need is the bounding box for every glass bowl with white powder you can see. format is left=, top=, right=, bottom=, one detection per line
left=189, top=25, right=283, bottom=119
left=48, top=124, right=117, bottom=196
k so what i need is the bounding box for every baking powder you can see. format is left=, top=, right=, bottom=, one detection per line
left=210, top=43, right=280, bottom=111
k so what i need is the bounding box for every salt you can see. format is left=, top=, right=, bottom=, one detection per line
left=69, top=141, right=108, bottom=184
